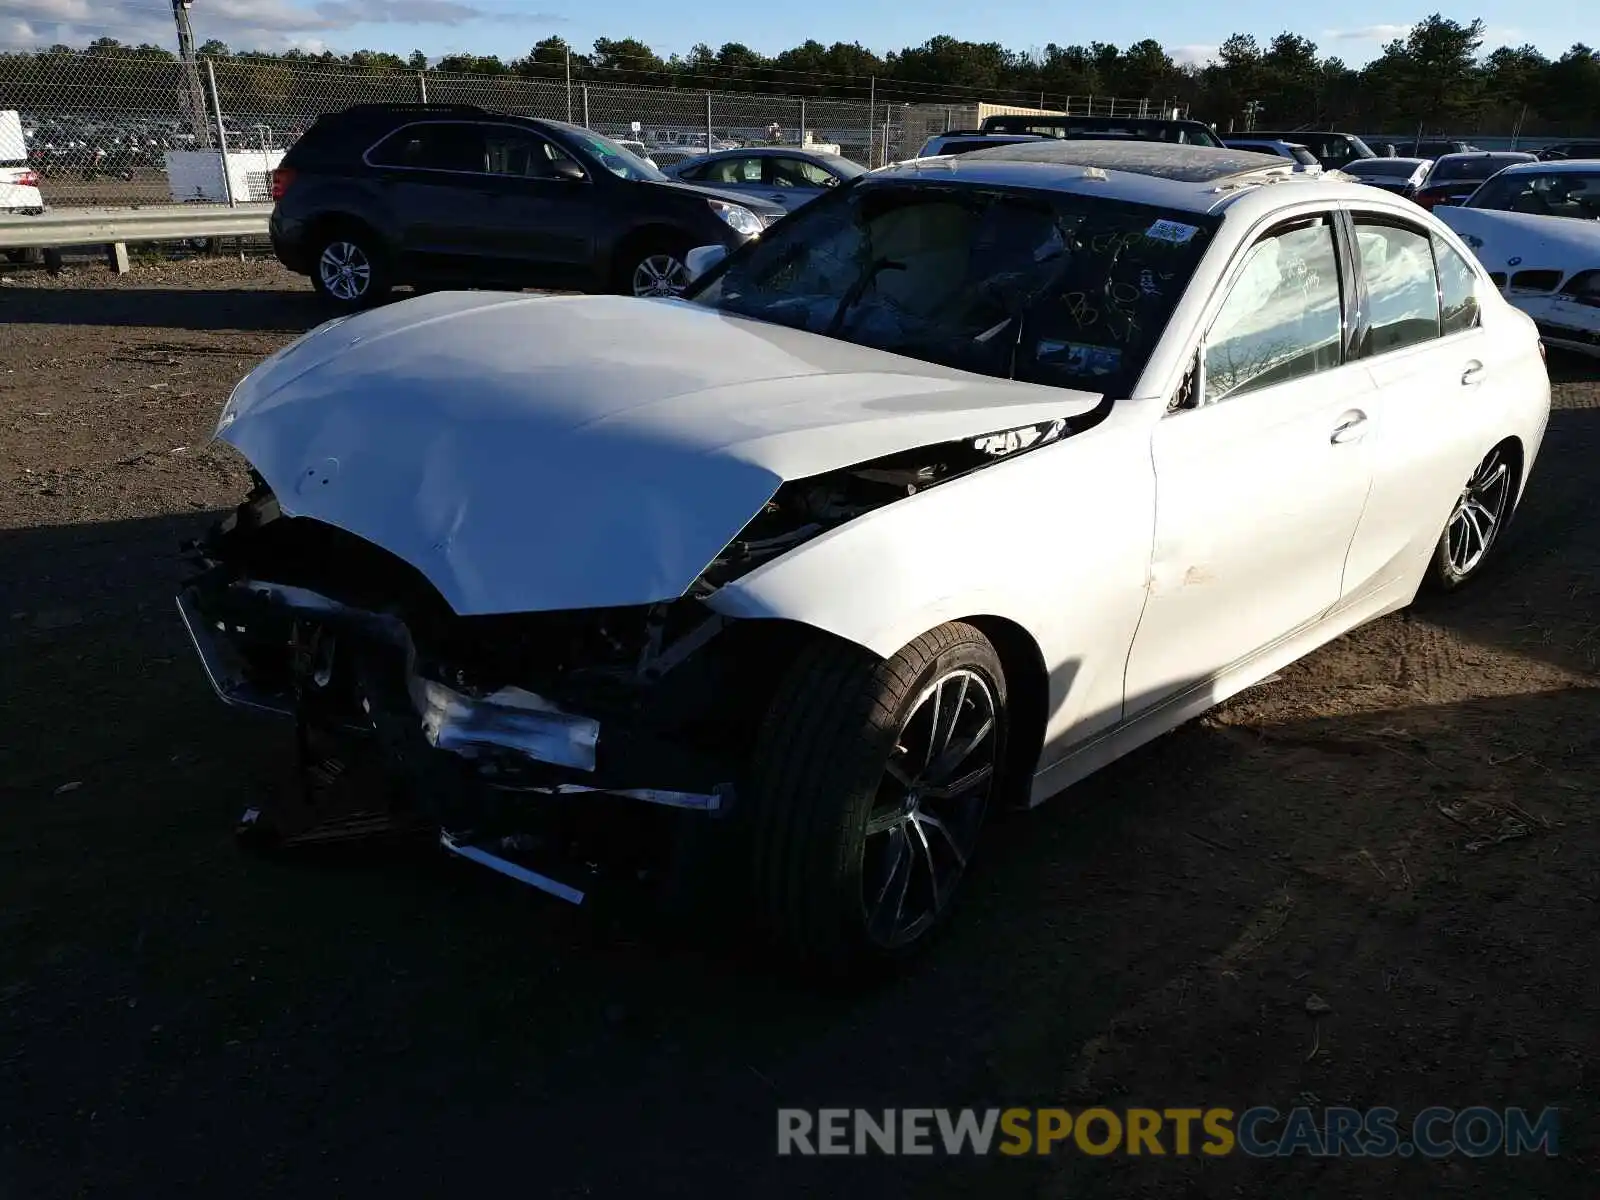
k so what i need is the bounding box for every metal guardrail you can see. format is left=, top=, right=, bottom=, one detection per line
left=0, top=203, right=272, bottom=250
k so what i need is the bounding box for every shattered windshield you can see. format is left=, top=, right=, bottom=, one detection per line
left=690, top=181, right=1220, bottom=397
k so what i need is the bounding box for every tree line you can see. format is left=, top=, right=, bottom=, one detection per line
left=6, top=16, right=1599, bottom=136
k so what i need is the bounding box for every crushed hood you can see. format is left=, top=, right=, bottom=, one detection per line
left=216, top=291, right=1100, bottom=615
left=1436, top=206, right=1600, bottom=278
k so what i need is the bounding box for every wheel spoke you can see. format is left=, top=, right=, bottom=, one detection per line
left=916, top=810, right=968, bottom=869
left=937, top=674, right=970, bottom=759
left=926, top=717, right=994, bottom=784
left=865, top=809, right=905, bottom=836
left=910, top=817, right=942, bottom=914
left=922, top=680, right=943, bottom=769
left=867, top=825, right=913, bottom=942
left=920, top=761, right=994, bottom=802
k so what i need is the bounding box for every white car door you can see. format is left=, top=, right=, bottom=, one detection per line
left=1123, top=212, right=1377, bottom=710
left=1336, top=211, right=1516, bottom=600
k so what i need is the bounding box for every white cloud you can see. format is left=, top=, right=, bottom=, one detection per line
left=1170, top=43, right=1218, bottom=67
left=0, top=0, right=563, bottom=52
left=1323, top=24, right=1413, bottom=42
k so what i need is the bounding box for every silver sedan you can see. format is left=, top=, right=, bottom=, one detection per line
left=662, top=146, right=866, bottom=212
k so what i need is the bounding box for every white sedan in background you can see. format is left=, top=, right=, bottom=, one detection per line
left=180, top=140, right=1551, bottom=972
left=1435, top=160, right=1600, bottom=357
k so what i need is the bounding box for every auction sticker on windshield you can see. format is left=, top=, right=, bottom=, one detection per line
left=1144, top=219, right=1200, bottom=244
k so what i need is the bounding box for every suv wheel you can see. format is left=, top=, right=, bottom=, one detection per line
left=622, top=238, right=693, bottom=299
left=312, top=230, right=391, bottom=310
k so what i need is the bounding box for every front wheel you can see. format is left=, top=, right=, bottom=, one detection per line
left=620, top=238, right=692, bottom=298
left=1425, top=442, right=1518, bottom=592
left=746, top=623, right=1008, bottom=969
left=311, top=229, right=391, bottom=311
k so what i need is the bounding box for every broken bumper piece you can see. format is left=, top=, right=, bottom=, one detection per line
left=178, top=574, right=737, bottom=898
left=440, top=830, right=588, bottom=905
left=412, top=678, right=599, bottom=773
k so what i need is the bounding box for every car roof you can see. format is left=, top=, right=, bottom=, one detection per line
left=1346, top=156, right=1430, bottom=168
left=875, top=139, right=1385, bottom=215
left=926, top=132, right=1039, bottom=143
left=685, top=146, right=851, bottom=160
left=1496, top=157, right=1600, bottom=174
left=1433, top=151, right=1536, bottom=163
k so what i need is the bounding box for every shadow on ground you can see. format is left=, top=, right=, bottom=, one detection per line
left=0, top=286, right=320, bottom=332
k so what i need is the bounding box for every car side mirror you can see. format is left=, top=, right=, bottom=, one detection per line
left=549, top=159, right=586, bottom=181
left=684, top=244, right=728, bottom=282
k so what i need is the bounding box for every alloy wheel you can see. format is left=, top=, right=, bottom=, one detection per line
left=632, top=253, right=689, bottom=298
left=318, top=240, right=372, bottom=302
left=1446, top=446, right=1513, bottom=577
left=861, top=668, right=998, bottom=949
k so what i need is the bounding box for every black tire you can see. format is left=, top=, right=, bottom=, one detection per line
left=1423, top=442, right=1519, bottom=593
left=309, top=225, right=392, bottom=311
left=746, top=622, right=1008, bottom=970
left=616, top=234, right=694, bottom=299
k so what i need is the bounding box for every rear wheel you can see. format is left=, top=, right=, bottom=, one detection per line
left=746, top=623, right=1007, bottom=969
left=311, top=228, right=391, bottom=311
left=1425, top=442, right=1518, bottom=592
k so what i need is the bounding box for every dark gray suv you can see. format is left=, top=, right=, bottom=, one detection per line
left=268, top=103, right=787, bottom=310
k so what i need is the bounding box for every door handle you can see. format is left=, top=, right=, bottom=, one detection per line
left=1330, top=411, right=1368, bottom=444
left=1461, top=360, right=1485, bottom=386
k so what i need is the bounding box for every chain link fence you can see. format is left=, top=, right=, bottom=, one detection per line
left=2, top=51, right=1179, bottom=208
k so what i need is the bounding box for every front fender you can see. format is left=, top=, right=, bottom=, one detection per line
left=703, top=423, right=1156, bottom=745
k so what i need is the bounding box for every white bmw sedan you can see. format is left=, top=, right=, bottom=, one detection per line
left=182, top=140, right=1550, bottom=970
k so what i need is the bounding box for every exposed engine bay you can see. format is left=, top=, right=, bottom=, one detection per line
left=178, top=414, right=1087, bottom=903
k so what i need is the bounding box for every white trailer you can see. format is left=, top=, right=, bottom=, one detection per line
left=164, top=148, right=285, bottom=204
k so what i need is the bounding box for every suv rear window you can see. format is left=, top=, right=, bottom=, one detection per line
left=368, top=121, right=486, bottom=172
left=1431, top=155, right=1531, bottom=182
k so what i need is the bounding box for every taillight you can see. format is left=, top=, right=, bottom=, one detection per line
left=16, top=169, right=38, bottom=189
left=270, top=166, right=296, bottom=201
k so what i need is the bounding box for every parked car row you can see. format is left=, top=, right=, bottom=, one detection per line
left=259, top=101, right=1600, bottom=362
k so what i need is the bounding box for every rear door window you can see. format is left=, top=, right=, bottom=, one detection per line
left=368, top=122, right=486, bottom=173
left=701, top=156, right=764, bottom=184
left=1433, top=236, right=1482, bottom=336
left=769, top=156, right=836, bottom=188
left=1353, top=218, right=1441, bottom=354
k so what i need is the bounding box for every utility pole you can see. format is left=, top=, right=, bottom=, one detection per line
left=172, top=0, right=213, bottom=149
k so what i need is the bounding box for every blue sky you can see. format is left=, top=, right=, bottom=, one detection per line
left=0, top=0, right=1564, bottom=66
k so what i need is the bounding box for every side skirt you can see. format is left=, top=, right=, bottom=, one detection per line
left=1026, top=581, right=1413, bottom=808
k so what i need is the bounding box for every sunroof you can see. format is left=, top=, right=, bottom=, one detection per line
left=958, top=139, right=1290, bottom=183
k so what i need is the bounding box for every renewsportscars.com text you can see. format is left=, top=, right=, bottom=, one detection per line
left=777, top=1106, right=1560, bottom=1158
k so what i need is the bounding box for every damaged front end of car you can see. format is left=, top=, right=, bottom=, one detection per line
left=179, top=411, right=1089, bottom=906
left=178, top=476, right=788, bottom=904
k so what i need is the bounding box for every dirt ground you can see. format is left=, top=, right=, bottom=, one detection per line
left=1, top=259, right=1597, bottom=1199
